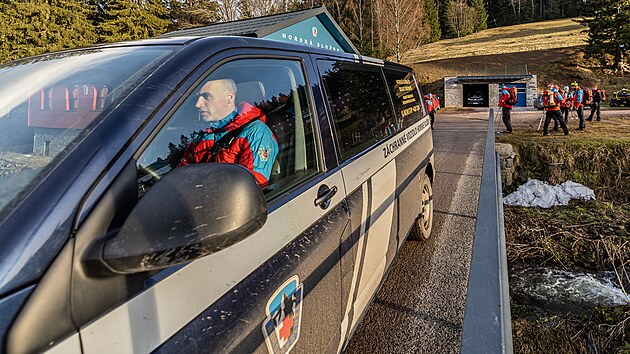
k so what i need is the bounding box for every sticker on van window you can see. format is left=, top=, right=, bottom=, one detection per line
left=262, top=275, right=304, bottom=354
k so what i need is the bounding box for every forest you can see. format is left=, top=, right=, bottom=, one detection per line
left=0, top=0, right=609, bottom=65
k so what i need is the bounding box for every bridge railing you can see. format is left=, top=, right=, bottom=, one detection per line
left=460, top=109, right=513, bottom=354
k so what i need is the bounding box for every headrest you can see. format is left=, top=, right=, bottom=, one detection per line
left=237, top=81, right=265, bottom=105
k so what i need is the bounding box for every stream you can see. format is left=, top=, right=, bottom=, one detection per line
left=510, top=265, right=630, bottom=315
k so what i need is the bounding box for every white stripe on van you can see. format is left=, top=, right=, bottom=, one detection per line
left=344, top=160, right=396, bottom=334
left=337, top=182, right=370, bottom=352
left=80, top=171, right=347, bottom=354
left=45, top=333, right=81, bottom=354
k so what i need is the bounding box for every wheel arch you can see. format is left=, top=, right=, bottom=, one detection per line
left=425, top=162, right=434, bottom=185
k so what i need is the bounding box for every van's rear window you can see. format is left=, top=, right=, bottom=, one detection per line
left=384, top=69, right=424, bottom=129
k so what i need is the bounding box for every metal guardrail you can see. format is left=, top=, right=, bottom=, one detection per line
left=460, top=109, right=513, bottom=354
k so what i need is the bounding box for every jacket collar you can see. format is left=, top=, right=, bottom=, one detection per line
left=207, top=102, right=267, bottom=133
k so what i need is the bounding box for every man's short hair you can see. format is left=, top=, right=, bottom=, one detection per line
left=216, top=78, right=237, bottom=94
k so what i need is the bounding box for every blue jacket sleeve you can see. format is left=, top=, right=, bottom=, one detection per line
left=242, top=120, right=279, bottom=181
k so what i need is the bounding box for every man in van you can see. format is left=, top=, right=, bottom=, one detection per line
left=180, top=78, right=278, bottom=187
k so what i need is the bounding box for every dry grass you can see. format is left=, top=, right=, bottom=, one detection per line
left=505, top=202, right=629, bottom=272
left=512, top=304, right=630, bottom=354
left=402, top=18, right=587, bottom=64
left=401, top=18, right=599, bottom=96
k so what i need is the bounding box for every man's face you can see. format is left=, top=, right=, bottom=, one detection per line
left=195, top=80, right=235, bottom=122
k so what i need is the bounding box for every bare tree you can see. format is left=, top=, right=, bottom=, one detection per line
left=217, top=0, right=240, bottom=21
left=378, top=0, right=425, bottom=62
left=169, top=0, right=221, bottom=28
left=240, top=0, right=282, bottom=18
left=445, top=0, right=476, bottom=37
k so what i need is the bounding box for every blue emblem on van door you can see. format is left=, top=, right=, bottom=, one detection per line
left=262, top=275, right=303, bottom=354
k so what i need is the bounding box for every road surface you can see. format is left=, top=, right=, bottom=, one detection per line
left=345, top=113, right=487, bottom=353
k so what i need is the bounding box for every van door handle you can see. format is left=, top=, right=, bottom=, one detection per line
left=314, top=185, right=338, bottom=209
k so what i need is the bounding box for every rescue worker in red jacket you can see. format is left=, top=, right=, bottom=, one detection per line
left=425, top=93, right=436, bottom=129
left=498, top=85, right=513, bottom=133
left=542, top=85, right=569, bottom=136
left=180, top=78, right=278, bottom=187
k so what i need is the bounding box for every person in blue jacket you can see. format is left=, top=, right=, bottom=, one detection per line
left=180, top=78, right=278, bottom=187
left=571, top=82, right=586, bottom=130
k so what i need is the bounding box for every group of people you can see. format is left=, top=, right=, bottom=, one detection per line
left=499, top=82, right=606, bottom=136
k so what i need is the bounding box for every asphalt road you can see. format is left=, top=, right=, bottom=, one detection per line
left=345, top=113, right=487, bottom=353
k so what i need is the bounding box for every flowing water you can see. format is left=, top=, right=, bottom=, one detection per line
left=510, top=265, right=630, bottom=314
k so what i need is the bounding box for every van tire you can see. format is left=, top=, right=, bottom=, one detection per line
left=409, top=174, right=433, bottom=241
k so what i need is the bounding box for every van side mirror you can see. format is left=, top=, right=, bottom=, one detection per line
left=89, top=163, right=267, bottom=275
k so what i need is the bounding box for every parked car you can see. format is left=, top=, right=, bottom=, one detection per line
left=467, top=92, right=484, bottom=106
left=609, top=88, right=630, bottom=107
left=0, top=36, right=435, bottom=353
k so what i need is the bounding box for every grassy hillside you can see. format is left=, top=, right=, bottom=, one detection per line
left=402, top=19, right=630, bottom=98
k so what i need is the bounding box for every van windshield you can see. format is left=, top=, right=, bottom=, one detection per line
left=0, top=46, right=175, bottom=216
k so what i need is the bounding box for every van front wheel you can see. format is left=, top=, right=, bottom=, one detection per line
left=409, top=174, right=433, bottom=241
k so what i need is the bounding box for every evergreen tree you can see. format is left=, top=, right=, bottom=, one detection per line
left=98, top=0, right=170, bottom=43
left=0, top=0, right=97, bottom=63
left=424, top=0, right=441, bottom=42
left=581, top=0, right=630, bottom=70
left=87, top=0, right=109, bottom=26
left=470, top=0, right=488, bottom=31
left=440, top=0, right=454, bottom=37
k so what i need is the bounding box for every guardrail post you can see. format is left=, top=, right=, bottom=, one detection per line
left=460, top=109, right=513, bottom=354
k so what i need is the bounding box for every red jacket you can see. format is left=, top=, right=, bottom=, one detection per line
left=180, top=102, right=278, bottom=186
left=498, top=90, right=513, bottom=109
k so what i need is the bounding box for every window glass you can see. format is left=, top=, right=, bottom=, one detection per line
left=137, top=58, right=319, bottom=200
left=318, top=60, right=396, bottom=160
left=0, top=46, right=175, bottom=219
left=384, top=69, right=424, bottom=129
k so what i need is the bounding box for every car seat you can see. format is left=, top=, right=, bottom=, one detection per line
left=236, top=82, right=293, bottom=187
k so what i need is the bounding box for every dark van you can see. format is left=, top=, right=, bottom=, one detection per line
left=0, top=36, right=434, bottom=354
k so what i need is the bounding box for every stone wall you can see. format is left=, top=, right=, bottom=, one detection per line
left=444, top=77, right=462, bottom=108
left=495, top=143, right=518, bottom=187
left=33, top=128, right=80, bottom=157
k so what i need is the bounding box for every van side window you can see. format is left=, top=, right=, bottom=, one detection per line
left=383, top=69, right=424, bottom=129
left=318, top=60, right=396, bottom=161
left=136, top=58, right=320, bottom=200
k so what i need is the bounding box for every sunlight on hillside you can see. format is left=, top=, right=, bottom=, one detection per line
left=402, top=18, right=588, bottom=64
